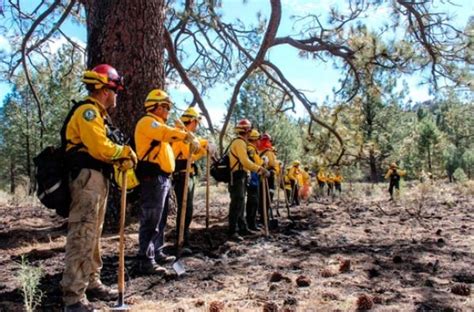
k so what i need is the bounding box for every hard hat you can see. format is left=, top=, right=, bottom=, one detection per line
left=249, top=129, right=260, bottom=140
left=390, top=163, right=397, bottom=169
left=180, top=107, right=202, bottom=123
left=235, top=118, right=252, bottom=133
left=293, top=160, right=300, bottom=166
left=261, top=133, right=272, bottom=141
left=144, top=89, right=173, bottom=110
left=82, top=64, right=124, bottom=91
left=113, top=166, right=140, bottom=190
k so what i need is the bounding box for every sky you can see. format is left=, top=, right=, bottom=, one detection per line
left=0, top=0, right=472, bottom=121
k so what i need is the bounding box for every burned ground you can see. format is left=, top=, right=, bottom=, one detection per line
left=0, top=182, right=472, bottom=311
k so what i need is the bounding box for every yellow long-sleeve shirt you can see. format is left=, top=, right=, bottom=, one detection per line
left=302, top=170, right=311, bottom=186
left=317, top=170, right=326, bottom=183
left=172, top=138, right=208, bottom=174
left=288, top=166, right=301, bottom=182
left=259, top=148, right=277, bottom=170
left=134, top=113, right=187, bottom=174
left=65, top=96, right=124, bottom=162
left=385, top=168, right=405, bottom=180
left=333, top=174, right=343, bottom=183
left=248, top=143, right=263, bottom=166
left=229, top=137, right=260, bottom=173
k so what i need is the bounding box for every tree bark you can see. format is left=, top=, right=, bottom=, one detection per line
left=369, top=151, right=378, bottom=183
left=9, top=157, right=15, bottom=194
left=83, top=0, right=166, bottom=137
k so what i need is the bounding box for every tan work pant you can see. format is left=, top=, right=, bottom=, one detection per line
left=61, top=169, right=108, bottom=305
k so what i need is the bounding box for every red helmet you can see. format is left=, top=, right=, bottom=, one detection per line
left=235, top=119, right=252, bottom=133
left=82, top=64, right=124, bottom=91
left=261, top=133, right=272, bottom=141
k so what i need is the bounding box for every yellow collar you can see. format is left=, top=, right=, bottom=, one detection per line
left=85, top=96, right=107, bottom=116
left=147, top=112, right=165, bottom=124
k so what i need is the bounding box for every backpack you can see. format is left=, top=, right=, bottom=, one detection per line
left=33, top=100, right=93, bottom=217
left=210, top=138, right=242, bottom=183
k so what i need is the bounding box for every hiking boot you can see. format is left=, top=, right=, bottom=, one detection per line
left=64, top=299, right=94, bottom=312
left=228, top=233, right=244, bottom=242
left=180, top=246, right=193, bottom=256
left=155, top=251, right=176, bottom=264
left=138, top=260, right=167, bottom=275
left=86, top=283, right=118, bottom=302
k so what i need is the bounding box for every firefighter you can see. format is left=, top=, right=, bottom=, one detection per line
left=385, top=163, right=405, bottom=201
left=134, top=89, right=199, bottom=274
left=288, top=160, right=302, bottom=206
left=172, top=107, right=214, bottom=254
left=228, top=119, right=269, bottom=242
left=258, top=133, right=278, bottom=201
left=61, top=64, right=137, bottom=311
left=326, top=170, right=335, bottom=196
left=300, top=166, right=312, bottom=202
left=246, top=129, right=263, bottom=231
left=334, top=168, right=343, bottom=194
left=316, top=168, right=326, bottom=197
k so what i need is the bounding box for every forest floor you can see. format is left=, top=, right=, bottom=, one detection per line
left=0, top=181, right=473, bottom=312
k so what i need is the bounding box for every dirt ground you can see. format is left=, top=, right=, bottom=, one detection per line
left=0, top=181, right=472, bottom=312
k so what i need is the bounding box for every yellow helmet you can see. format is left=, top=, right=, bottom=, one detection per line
left=180, top=107, right=202, bottom=123
left=113, top=166, right=140, bottom=190
left=144, top=89, right=172, bottom=110
left=293, top=160, right=301, bottom=166
left=249, top=129, right=260, bottom=141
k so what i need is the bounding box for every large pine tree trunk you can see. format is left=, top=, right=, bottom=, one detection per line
left=83, top=0, right=166, bottom=137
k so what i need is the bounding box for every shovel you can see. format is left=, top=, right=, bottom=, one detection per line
left=261, top=176, right=270, bottom=236
left=111, top=169, right=130, bottom=311
left=173, top=121, right=193, bottom=276
left=280, top=171, right=291, bottom=220
left=264, top=176, right=279, bottom=230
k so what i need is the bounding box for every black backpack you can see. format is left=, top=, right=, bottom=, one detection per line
left=33, top=100, right=93, bottom=217
left=210, top=138, right=242, bottom=183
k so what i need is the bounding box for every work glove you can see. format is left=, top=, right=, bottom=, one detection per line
left=190, top=138, right=200, bottom=153
left=118, top=145, right=137, bottom=168
left=184, top=131, right=196, bottom=144
left=262, top=156, right=269, bottom=166
left=207, top=142, right=217, bottom=156
left=258, top=167, right=270, bottom=178
left=118, top=159, right=135, bottom=172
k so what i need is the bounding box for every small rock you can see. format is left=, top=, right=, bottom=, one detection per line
left=321, top=268, right=336, bottom=278
left=269, top=271, right=284, bottom=282
left=393, top=255, right=403, bottom=263
left=435, top=229, right=442, bottom=235
left=436, top=238, right=445, bottom=246
left=372, top=296, right=383, bottom=304
left=356, top=294, right=373, bottom=310
left=322, top=292, right=338, bottom=301
left=453, top=272, right=474, bottom=283
left=296, top=275, right=311, bottom=287
left=451, top=283, right=471, bottom=296
left=195, top=299, right=205, bottom=307
left=339, top=259, right=351, bottom=273
left=269, top=284, right=278, bottom=291
left=209, top=301, right=224, bottom=312
left=424, top=279, right=434, bottom=287
left=284, top=296, right=297, bottom=306
left=263, top=301, right=279, bottom=312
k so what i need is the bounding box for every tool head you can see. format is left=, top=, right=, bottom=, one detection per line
left=172, top=259, right=186, bottom=276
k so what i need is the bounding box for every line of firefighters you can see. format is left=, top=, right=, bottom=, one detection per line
left=58, top=64, right=400, bottom=311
